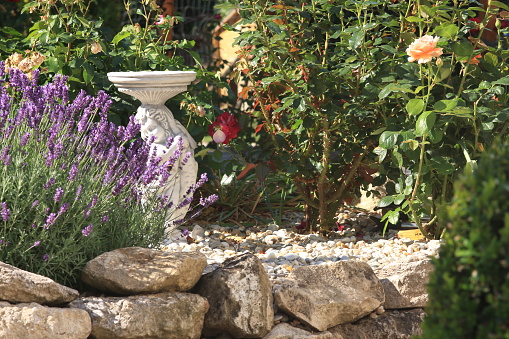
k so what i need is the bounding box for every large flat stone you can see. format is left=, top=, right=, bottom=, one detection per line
left=0, top=302, right=91, bottom=339
left=194, top=252, right=274, bottom=338
left=329, top=308, right=426, bottom=339
left=81, top=247, right=207, bottom=295
left=70, top=292, right=209, bottom=339
left=376, top=258, right=433, bottom=309
left=0, top=261, right=79, bottom=305
left=274, top=260, right=385, bottom=331
left=263, top=323, right=334, bottom=339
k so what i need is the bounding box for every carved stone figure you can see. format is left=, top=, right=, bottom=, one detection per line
left=135, top=104, right=198, bottom=223
left=107, top=71, right=198, bottom=225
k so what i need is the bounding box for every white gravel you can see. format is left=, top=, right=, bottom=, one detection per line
left=162, top=210, right=441, bottom=286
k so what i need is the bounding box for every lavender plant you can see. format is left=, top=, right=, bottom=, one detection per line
left=0, top=64, right=217, bottom=288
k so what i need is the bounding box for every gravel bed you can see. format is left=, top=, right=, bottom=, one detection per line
left=162, top=209, right=441, bottom=287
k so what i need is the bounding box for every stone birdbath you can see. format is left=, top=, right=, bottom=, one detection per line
left=107, top=71, right=198, bottom=224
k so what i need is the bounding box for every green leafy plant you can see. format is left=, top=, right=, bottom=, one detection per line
left=421, top=137, right=509, bottom=338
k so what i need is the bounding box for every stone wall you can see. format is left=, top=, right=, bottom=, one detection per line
left=0, top=247, right=431, bottom=338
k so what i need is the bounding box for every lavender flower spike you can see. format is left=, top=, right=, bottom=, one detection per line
left=1, top=202, right=10, bottom=222
left=81, top=224, right=93, bottom=237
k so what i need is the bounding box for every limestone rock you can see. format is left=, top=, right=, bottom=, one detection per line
left=0, top=261, right=79, bottom=305
left=329, top=308, right=426, bottom=339
left=69, top=292, right=208, bottom=339
left=274, top=260, right=385, bottom=331
left=263, top=323, right=334, bottom=339
left=194, top=252, right=274, bottom=338
left=81, top=247, right=207, bottom=294
left=376, top=258, right=433, bottom=309
left=0, top=301, right=91, bottom=339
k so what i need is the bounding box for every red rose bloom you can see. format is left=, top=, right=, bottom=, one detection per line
left=208, top=112, right=240, bottom=144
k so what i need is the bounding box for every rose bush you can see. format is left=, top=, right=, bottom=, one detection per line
left=373, top=0, right=509, bottom=238
left=232, top=0, right=509, bottom=236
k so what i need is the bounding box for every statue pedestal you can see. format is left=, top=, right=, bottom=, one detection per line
left=108, top=71, right=198, bottom=224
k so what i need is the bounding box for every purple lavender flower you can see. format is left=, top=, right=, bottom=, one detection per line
left=101, top=215, right=108, bottom=223
left=31, top=240, right=41, bottom=248
left=81, top=224, right=93, bottom=236
left=1, top=202, right=10, bottom=222
left=178, top=151, right=192, bottom=170
left=44, top=213, right=57, bottom=229
left=42, top=254, right=49, bottom=261
left=200, top=194, right=219, bottom=207
left=58, top=203, right=70, bottom=215
left=90, top=195, right=98, bottom=208
left=176, top=196, right=194, bottom=209
left=75, top=185, right=83, bottom=200
left=53, top=187, right=64, bottom=202
left=3, top=154, right=10, bottom=166
left=20, top=132, right=30, bottom=146
left=186, top=173, right=209, bottom=195
left=68, top=163, right=79, bottom=181
left=0, top=147, right=11, bottom=166
left=43, top=177, right=55, bottom=189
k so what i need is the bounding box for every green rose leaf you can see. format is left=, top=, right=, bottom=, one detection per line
left=494, top=77, right=509, bottom=86
left=349, top=30, right=365, bottom=50
left=433, top=99, right=458, bottom=112
left=484, top=52, right=498, bottom=66
left=451, top=40, right=474, bottom=57
left=394, top=194, right=406, bottom=205
left=404, top=139, right=420, bottom=150
left=374, top=147, right=388, bottom=162
left=406, top=98, right=425, bottom=116
left=392, top=149, right=403, bottom=168
left=435, top=23, right=458, bottom=39
left=406, top=16, right=424, bottom=22
left=416, top=111, right=437, bottom=136
left=378, top=195, right=395, bottom=208
left=379, top=131, right=400, bottom=149
left=430, top=157, right=456, bottom=174
left=112, top=30, right=131, bottom=45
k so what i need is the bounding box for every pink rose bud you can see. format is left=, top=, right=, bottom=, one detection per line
left=212, top=129, right=227, bottom=143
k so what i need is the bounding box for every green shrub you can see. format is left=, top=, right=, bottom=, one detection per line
left=421, top=138, right=509, bottom=338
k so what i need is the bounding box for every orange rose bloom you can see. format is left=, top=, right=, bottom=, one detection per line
left=406, top=35, right=443, bottom=64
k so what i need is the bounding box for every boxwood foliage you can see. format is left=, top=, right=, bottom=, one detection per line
left=421, top=137, right=509, bottom=338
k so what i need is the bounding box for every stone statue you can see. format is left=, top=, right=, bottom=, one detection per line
left=135, top=104, right=198, bottom=223
left=107, top=70, right=198, bottom=227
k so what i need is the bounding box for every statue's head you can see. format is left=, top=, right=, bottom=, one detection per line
left=136, top=104, right=170, bottom=143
